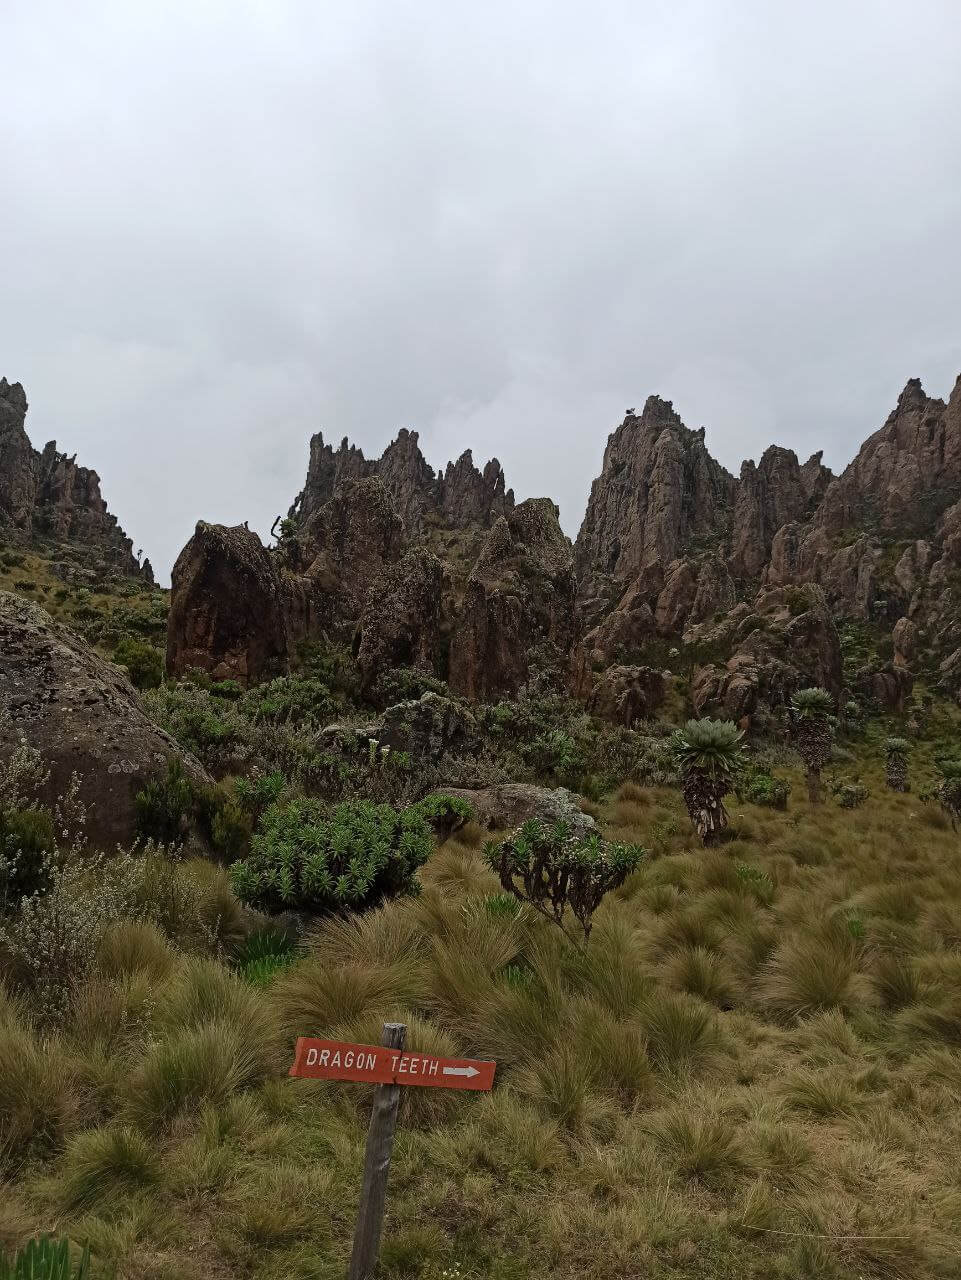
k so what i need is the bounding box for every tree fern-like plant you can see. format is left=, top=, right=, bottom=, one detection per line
left=884, top=738, right=910, bottom=792
left=0, top=1236, right=90, bottom=1279
left=672, top=719, right=745, bottom=845
left=789, top=688, right=835, bottom=804
left=486, top=819, right=644, bottom=945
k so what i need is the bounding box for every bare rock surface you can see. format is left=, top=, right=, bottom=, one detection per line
left=448, top=499, right=577, bottom=700
left=432, top=783, right=595, bottom=835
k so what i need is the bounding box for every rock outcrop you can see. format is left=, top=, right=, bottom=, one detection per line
left=166, top=370, right=961, bottom=713
left=0, top=377, right=147, bottom=578
left=166, top=522, right=306, bottom=685
left=448, top=499, right=578, bottom=700
left=354, top=548, right=448, bottom=694
left=585, top=664, right=666, bottom=728
left=1, top=591, right=209, bottom=849
left=730, top=447, right=830, bottom=580
left=688, top=586, right=842, bottom=724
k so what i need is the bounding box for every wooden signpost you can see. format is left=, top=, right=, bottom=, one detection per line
left=289, top=1023, right=496, bottom=1280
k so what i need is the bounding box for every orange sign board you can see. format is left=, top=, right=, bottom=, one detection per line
left=289, top=1037, right=496, bottom=1091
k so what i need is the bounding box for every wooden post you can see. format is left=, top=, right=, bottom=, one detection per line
left=347, top=1022, right=406, bottom=1280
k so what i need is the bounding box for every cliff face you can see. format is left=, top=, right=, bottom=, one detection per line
left=0, top=377, right=148, bottom=579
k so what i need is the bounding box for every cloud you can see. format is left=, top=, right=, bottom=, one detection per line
left=2, top=0, right=960, bottom=578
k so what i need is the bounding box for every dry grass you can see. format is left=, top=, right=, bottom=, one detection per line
left=5, top=746, right=961, bottom=1277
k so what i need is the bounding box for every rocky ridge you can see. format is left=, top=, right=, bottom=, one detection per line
left=0, top=377, right=150, bottom=581
left=130, top=370, right=961, bottom=716
left=289, top=427, right=514, bottom=534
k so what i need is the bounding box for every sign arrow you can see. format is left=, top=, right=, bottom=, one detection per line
left=289, top=1038, right=496, bottom=1090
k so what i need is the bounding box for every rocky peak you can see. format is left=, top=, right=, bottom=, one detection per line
left=574, top=395, right=737, bottom=600
left=0, top=376, right=145, bottom=577
left=289, top=427, right=514, bottom=535
left=814, top=376, right=961, bottom=538
left=731, top=445, right=821, bottom=580
left=438, top=449, right=514, bottom=527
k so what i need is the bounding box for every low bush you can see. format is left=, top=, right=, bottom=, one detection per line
left=113, top=636, right=164, bottom=690
left=0, top=808, right=56, bottom=906
left=134, top=759, right=194, bottom=844
left=737, top=767, right=790, bottom=810
left=229, top=797, right=433, bottom=915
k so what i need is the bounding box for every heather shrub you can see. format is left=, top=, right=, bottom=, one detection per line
left=0, top=808, right=56, bottom=907
left=134, top=758, right=194, bottom=844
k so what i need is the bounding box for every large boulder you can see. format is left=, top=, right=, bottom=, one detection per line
left=854, top=662, right=914, bottom=713
left=321, top=693, right=476, bottom=763
left=0, top=592, right=210, bottom=849
left=431, top=783, right=595, bottom=835
left=449, top=499, right=578, bottom=700
left=166, top=522, right=303, bottom=685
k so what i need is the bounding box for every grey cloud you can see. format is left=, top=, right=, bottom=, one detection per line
left=2, top=0, right=960, bottom=578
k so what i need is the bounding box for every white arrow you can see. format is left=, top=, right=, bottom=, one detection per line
left=442, top=1065, right=479, bottom=1078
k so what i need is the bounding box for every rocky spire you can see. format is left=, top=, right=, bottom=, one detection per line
left=574, top=395, right=737, bottom=600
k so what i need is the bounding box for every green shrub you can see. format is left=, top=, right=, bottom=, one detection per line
left=0, top=808, right=56, bottom=905
left=831, top=778, right=869, bottom=809
left=737, top=767, right=790, bottom=810
left=209, top=679, right=243, bottom=700
left=134, top=759, right=194, bottom=844
left=233, top=924, right=300, bottom=986
left=113, top=636, right=164, bottom=690
left=229, top=797, right=433, bottom=914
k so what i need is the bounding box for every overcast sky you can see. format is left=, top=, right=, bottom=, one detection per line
left=3, top=1, right=960, bottom=579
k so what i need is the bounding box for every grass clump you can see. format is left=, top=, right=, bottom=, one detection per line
left=60, top=1125, right=159, bottom=1209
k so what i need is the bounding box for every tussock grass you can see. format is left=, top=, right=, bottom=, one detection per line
left=97, top=920, right=176, bottom=982
left=781, top=1066, right=857, bottom=1116
left=126, top=1019, right=274, bottom=1132
left=6, top=746, right=961, bottom=1276
left=60, top=1124, right=159, bottom=1208
left=0, top=1013, right=76, bottom=1160
left=664, top=945, right=740, bottom=1007
left=637, top=990, right=727, bottom=1075
left=649, top=1104, right=747, bottom=1182
left=276, top=957, right=424, bottom=1035
left=756, top=928, right=872, bottom=1021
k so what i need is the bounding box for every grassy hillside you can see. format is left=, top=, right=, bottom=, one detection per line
left=3, top=740, right=961, bottom=1280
